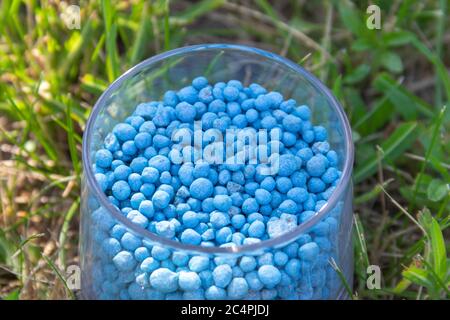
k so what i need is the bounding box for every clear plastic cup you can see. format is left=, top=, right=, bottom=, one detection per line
left=80, top=44, right=354, bottom=300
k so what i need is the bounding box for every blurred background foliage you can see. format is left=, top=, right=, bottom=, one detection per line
left=0, top=0, right=448, bottom=299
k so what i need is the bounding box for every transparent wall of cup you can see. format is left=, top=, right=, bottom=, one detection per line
left=80, top=46, right=353, bottom=300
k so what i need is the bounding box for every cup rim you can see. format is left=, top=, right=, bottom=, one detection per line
left=82, top=43, right=354, bottom=254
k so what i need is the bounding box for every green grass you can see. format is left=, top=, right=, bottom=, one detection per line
left=0, top=0, right=448, bottom=299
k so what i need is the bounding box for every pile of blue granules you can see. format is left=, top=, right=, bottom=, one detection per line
left=89, top=76, right=343, bottom=300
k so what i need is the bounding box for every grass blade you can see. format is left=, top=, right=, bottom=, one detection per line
left=130, top=3, right=150, bottom=65
left=163, top=0, right=171, bottom=51
left=58, top=198, right=79, bottom=269
left=329, top=258, right=355, bottom=299
left=412, top=106, right=447, bottom=209
left=59, top=18, right=94, bottom=79
left=353, top=214, right=369, bottom=268
left=174, top=0, right=225, bottom=25
left=409, top=33, right=450, bottom=102
left=418, top=209, right=448, bottom=282
left=402, top=266, right=434, bottom=289
left=102, top=0, right=120, bottom=82
left=65, top=98, right=81, bottom=177
left=354, top=122, right=418, bottom=183
left=428, top=219, right=447, bottom=282
left=373, top=73, right=434, bottom=119
left=42, top=254, right=76, bottom=300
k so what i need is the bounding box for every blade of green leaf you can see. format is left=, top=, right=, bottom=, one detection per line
left=6, top=93, right=59, bottom=162
left=418, top=208, right=449, bottom=286
left=344, top=64, right=371, bottom=84
left=374, top=73, right=434, bottom=119
left=355, top=178, right=394, bottom=204
left=80, top=74, right=108, bottom=97
left=402, top=266, right=434, bottom=289
left=335, top=0, right=364, bottom=36
left=59, top=18, right=94, bottom=79
left=427, top=179, right=449, bottom=202
left=353, top=96, right=393, bottom=135
left=102, top=0, right=120, bottom=82
left=65, top=98, right=81, bottom=177
left=173, top=0, right=225, bottom=26
left=3, top=288, right=20, bottom=300
left=329, top=258, right=355, bottom=299
left=434, top=0, right=447, bottom=107
left=354, top=122, right=418, bottom=183
left=42, top=254, right=76, bottom=300
left=163, top=0, right=171, bottom=51
left=428, top=218, right=447, bottom=280
left=412, top=106, right=447, bottom=209
left=353, top=214, right=370, bottom=269
left=380, top=51, right=403, bottom=73
left=58, top=198, right=80, bottom=269
left=254, top=0, right=278, bottom=19
left=409, top=32, right=450, bottom=102
left=130, top=3, right=150, bottom=65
